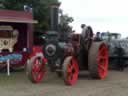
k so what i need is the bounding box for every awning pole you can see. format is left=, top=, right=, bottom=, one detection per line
left=7, top=59, right=10, bottom=76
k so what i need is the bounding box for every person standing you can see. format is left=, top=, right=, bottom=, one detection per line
left=80, top=24, right=93, bottom=51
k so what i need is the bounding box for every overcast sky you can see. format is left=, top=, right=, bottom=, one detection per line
left=59, top=0, right=128, bottom=37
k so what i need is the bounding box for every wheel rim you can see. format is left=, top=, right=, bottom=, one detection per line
left=97, top=44, right=108, bottom=79
left=65, top=57, right=79, bottom=85
left=32, top=57, right=45, bottom=83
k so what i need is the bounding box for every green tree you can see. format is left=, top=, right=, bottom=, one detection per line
left=59, top=13, right=74, bottom=32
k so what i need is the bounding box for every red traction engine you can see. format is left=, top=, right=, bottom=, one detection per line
left=0, top=10, right=47, bottom=83
left=28, top=26, right=109, bottom=85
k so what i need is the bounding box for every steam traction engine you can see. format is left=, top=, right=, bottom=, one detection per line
left=38, top=26, right=109, bottom=85
left=0, top=10, right=47, bottom=83
left=27, top=3, right=109, bottom=85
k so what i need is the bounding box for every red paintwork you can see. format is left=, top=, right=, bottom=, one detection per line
left=30, top=46, right=47, bottom=64
left=29, top=46, right=47, bottom=83
left=31, top=55, right=46, bottom=83
left=0, top=10, right=33, bottom=20
left=64, top=57, right=79, bottom=85
left=30, top=46, right=43, bottom=57
left=97, top=44, right=108, bottom=79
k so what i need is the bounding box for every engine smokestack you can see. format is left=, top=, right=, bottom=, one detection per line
left=50, top=3, right=61, bottom=31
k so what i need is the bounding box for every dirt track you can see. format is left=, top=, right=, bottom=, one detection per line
left=1, top=69, right=128, bottom=96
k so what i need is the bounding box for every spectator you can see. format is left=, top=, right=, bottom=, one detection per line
left=95, top=32, right=102, bottom=41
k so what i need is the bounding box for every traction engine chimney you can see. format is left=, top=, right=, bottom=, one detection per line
left=50, top=3, right=61, bottom=31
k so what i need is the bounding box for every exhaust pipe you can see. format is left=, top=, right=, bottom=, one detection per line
left=50, top=3, right=61, bottom=31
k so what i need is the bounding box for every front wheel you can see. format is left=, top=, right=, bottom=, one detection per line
left=26, top=53, right=46, bottom=83
left=62, top=56, right=79, bottom=85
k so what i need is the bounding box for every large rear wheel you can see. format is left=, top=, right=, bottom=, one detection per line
left=63, top=56, right=79, bottom=85
left=88, top=42, right=108, bottom=79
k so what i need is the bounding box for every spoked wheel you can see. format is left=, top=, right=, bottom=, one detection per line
left=88, top=42, right=108, bottom=79
left=63, top=56, right=79, bottom=85
left=26, top=54, right=46, bottom=83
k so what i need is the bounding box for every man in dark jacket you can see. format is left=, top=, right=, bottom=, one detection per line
left=80, top=24, right=93, bottom=51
